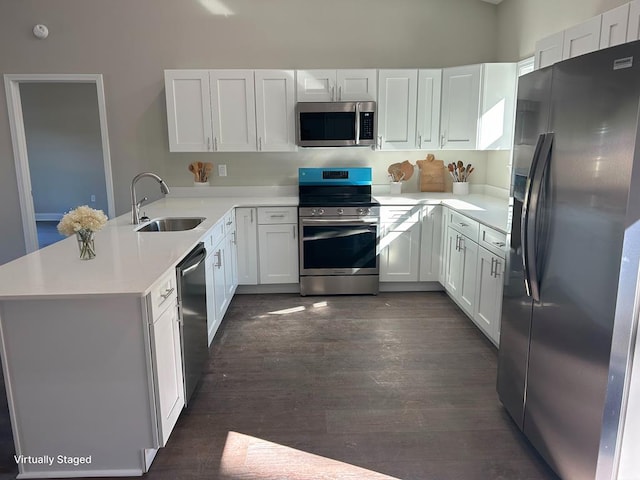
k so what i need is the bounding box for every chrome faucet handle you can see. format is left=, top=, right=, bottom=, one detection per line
left=136, top=196, right=148, bottom=209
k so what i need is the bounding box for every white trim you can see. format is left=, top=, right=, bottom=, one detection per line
left=518, top=56, right=535, bottom=76
left=3, top=74, right=116, bottom=254
left=34, top=213, right=64, bottom=222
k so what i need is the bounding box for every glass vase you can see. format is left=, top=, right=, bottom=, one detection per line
left=76, top=230, right=96, bottom=260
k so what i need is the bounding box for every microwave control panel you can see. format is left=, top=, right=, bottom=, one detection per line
left=360, top=112, right=374, bottom=140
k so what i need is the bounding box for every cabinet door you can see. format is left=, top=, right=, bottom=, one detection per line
left=419, top=205, right=442, bottom=282
left=258, top=224, right=299, bottom=284
left=150, top=301, right=184, bottom=446
left=254, top=70, right=296, bottom=152
left=164, top=70, right=213, bottom=152
left=628, top=0, right=640, bottom=41
left=562, top=16, right=602, bottom=60
left=225, top=229, right=238, bottom=298
left=377, top=69, right=418, bottom=150
left=210, top=70, right=257, bottom=151
left=336, top=69, right=377, bottom=101
left=534, top=31, right=565, bottom=69
left=457, top=235, right=479, bottom=317
left=416, top=69, right=442, bottom=150
left=212, top=243, right=228, bottom=322
left=439, top=207, right=449, bottom=285
left=235, top=208, right=258, bottom=285
left=600, top=3, right=630, bottom=48
left=474, top=248, right=504, bottom=345
left=380, top=221, right=421, bottom=282
left=440, top=65, right=480, bottom=150
left=444, top=227, right=461, bottom=295
left=477, top=63, right=517, bottom=150
left=296, top=70, right=336, bottom=102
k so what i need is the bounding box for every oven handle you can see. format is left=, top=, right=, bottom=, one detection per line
left=300, top=217, right=379, bottom=226
left=354, top=102, right=361, bottom=146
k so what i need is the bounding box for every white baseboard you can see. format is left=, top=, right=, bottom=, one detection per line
left=35, top=213, right=64, bottom=222
left=235, top=284, right=300, bottom=294
left=379, top=282, right=443, bottom=292
left=17, top=468, right=144, bottom=478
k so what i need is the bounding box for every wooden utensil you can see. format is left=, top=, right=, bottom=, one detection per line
left=399, top=160, right=414, bottom=182
left=188, top=163, right=198, bottom=181
left=203, top=163, right=213, bottom=182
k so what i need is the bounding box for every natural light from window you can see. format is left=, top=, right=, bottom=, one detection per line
left=199, top=0, right=234, bottom=16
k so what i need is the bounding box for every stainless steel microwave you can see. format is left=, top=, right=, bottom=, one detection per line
left=295, top=101, right=376, bottom=147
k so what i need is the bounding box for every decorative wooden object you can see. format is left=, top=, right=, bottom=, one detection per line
left=416, top=154, right=445, bottom=192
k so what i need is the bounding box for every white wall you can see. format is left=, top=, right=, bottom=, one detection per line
left=20, top=83, right=109, bottom=216
left=496, top=0, right=629, bottom=61
left=0, top=0, right=500, bottom=264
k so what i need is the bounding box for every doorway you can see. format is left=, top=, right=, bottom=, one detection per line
left=4, top=74, right=115, bottom=253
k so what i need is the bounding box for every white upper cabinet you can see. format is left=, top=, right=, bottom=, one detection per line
left=416, top=69, right=442, bottom=150
left=534, top=31, right=565, bottom=69
left=335, top=69, right=377, bottom=101
left=440, top=65, right=480, bottom=150
left=601, top=3, right=630, bottom=48
left=296, top=69, right=376, bottom=102
left=377, top=69, right=418, bottom=150
left=562, top=16, right=602, bottom=60
left=164, top=70, right=213, bottom=152
left=440, top=64, right=516, bottom=151
left=628, top=0, right=640, bottom=41
left=209, top=70, right=257, bottom=152
left=254, top=70, right=296, bottom=152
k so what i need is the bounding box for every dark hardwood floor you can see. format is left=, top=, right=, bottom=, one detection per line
left=0, top=292, right=559, bottom=480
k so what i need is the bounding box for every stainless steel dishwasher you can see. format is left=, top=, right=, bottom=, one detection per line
left=176, top=242, right=208, bottom=405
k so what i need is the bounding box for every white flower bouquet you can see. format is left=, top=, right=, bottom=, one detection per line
left=57, top=205, right=108, bottom=259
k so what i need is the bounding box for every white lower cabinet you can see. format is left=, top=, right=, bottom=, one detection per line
left=419, top=205, right=442, bottom=281
left=149, top=296, right=184, bottom=447
left=474, top=247, right=504, bottom=345
left=235, top=208, right=258, bottom=285
left=258, top=223, right=299, bottom=284
left=379, top=220, right=421, bottom=282
left=445, top=226, right=478, bottom=317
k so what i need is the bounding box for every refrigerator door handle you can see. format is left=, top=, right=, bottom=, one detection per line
left=521, top=133, right=547, bottom=298
left=525, top=133, right=554, bottom=303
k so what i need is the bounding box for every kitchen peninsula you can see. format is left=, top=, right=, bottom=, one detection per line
left=0, top=191, right=507, bottom=478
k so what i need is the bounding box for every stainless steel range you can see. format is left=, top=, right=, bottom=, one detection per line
left=298, top=167, right=380, bottom=296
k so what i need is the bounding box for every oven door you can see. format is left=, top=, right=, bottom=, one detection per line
left=299, top=217, right=379, bottom=276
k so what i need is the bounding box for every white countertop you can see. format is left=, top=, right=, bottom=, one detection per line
left=0, top=193, right=508, bottom=300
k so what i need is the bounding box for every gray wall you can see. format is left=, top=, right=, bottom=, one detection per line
left=20, top=82, right=108, bottom=216
left=0, top=0, right=501, bottom=264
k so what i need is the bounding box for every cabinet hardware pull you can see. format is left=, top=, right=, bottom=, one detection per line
left=259, top=137, right=263, bottom=151
left=492, top=241, right=506, bottom=247
left=293, top=225, right=296, bottom=239
left=160, top=287, right=175, bottom=300
left=459, top=222, right=468, bottom=227
left=270, top=214, right=286, bottom=218
left=338, top=85, right=342, bottom=101
left=214, top=250, right=222, bottom=268
left=226, top=220, right=232, bottom=226
left=490, top=257, right=496, bottom=277
left=207, top=137, right=211, bottom=151
left=455, top=235, right=460, bottom=252
left=232, top=232, right=236, bottom=245
left=494, top=259, right=501, bottom=278
left=331, top=85, right=335, bottom=101
left=250, top=209, right=253, bottom=223
left=214, top=137, right=218, bottom=151
left=459, top=236, right=464, bottom=251
left=417, top=133, right=422, bottom=148
left=441, top=132, right=446, bottom=147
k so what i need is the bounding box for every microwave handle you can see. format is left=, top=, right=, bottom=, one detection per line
left=354, top=102, right=360, bottom=146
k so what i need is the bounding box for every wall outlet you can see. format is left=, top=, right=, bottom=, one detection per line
left=218, top=164, right=227, bottom=177
left=90, top=194, right=96, bottom=203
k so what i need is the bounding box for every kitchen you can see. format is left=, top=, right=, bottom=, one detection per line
left=1, top=0, right=640, bottom=479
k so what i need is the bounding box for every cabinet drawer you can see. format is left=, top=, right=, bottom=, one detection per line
left=448, top=210, right=479, bottom=242
left=223, top=210, right=236, bottom=234
left=380, top=205, right=420, bottom=223
left=205, top=219, right=225, bottom=249
left=258, top=206, right=297, bottom=224
left=149, top=270, right=177, bottom=319
left=479, top=224, right=507, bottom=258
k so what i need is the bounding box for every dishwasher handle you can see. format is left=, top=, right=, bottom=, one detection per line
left=178, top=243, right=207, bottom=277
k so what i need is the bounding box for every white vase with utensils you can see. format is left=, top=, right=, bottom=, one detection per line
left=452, top=182, right=469, bottom=195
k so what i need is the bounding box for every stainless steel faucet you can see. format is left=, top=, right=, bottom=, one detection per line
left=131, top=172, right=170, bottom=224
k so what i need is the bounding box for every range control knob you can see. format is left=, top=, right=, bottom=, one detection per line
left=311, top=208, right=318, bottom=216
left=317, top=208, right=325, bottom=216
left=337, top=208, right=344, bottom=215
left=357, top=208, right=371, bottom=216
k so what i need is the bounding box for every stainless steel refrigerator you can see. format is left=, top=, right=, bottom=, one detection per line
left=497, top=41, right=640, bottom=480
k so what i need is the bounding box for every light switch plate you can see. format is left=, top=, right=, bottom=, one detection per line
left=218, top=164, right=227, bottom=177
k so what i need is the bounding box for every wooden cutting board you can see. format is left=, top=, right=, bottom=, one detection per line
left=416, top=154, right=445, bottom=192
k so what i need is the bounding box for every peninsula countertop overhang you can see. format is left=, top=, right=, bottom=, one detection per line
left=0, top=193, right=508, bottom=300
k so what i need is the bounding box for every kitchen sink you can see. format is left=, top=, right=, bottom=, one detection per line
left=135, top=217, right=205, bottom=232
